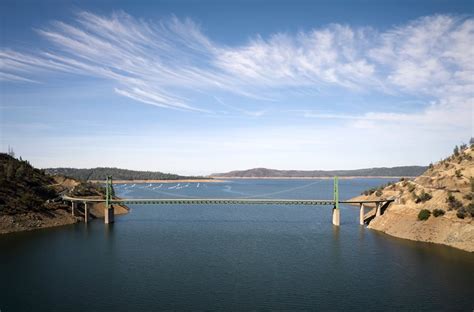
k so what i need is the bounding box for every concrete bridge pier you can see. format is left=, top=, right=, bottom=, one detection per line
left=104, top=207, right=114, bottom=224
left=83, top=202, right=89, bottom=223
left=71, top=202, right=76, bottom=217
left=332, top=207, right=340, bottom=226
left=359, top=203, right=365, bottom=225
left=375, top=202, right=381, bottom=217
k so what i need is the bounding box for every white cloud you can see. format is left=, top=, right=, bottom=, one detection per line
left=0, top=11, right=472, bottom=134
left=369, top=15, right=474, bottom=98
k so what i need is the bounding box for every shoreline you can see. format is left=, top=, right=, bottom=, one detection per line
left=86, top=177, right=416, bottom=184
left=211, top=176, right=414, bottom=180
left=90, top=176, right=414, bottom=184
left=0, top=201, right=130, bottom=235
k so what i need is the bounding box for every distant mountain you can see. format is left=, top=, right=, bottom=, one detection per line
left=211, top=166, right=427, bottom=178
left=45, top=167, right=208, bottom=181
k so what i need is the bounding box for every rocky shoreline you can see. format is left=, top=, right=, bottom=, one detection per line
left=0, top=202, right=129, bottom=235
left=351, top=146, right=474, bottom=253
left=366, top=204, right=473, bottom=252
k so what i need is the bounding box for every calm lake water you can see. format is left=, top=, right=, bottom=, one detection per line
left=0, top=178, right=473, bottom=311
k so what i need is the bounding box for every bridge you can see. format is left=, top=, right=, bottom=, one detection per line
left=63, top=176, right=394, bottom=226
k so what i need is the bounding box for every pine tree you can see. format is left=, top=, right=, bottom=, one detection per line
left=453, top=145, right=460, bottom=156
left=6, top=162, right=15, bottom=180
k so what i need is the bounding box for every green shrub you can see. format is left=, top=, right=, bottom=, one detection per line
left=446, top=193, right=463, bottom=210
left=413, top=191, right=432, bottom=204
left=417, top=191, right=432, bottom=203
left=432, top=209, right=445, bottom=217
left=362, top=187, right=377, bottom=196
left=375, top=190, right=383, bottom=197
left=418, top=209, right=431, bottom=221
left=456, top=209, right=466, bottom=219
left=455, top=169, right=462, bottom=178
left=407, top=184, right=416, bottom=193
left=466, top=203, right=474, bottom=217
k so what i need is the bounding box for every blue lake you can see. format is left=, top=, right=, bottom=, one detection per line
left=0, top=178, right=472, bottom=311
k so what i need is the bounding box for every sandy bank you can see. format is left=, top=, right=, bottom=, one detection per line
left=0, top=208, right=78, bottom=234
left=0, top=200, right=129, bottom=235
left=367, top=205, right=474, bottom=252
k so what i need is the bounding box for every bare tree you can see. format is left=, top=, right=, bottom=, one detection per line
left=7, top=145, right=15, bottom=158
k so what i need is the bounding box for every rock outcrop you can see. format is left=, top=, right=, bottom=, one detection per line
left=352, top=146, right=474, bottom=252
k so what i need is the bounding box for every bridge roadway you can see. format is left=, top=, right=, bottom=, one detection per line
left=62, top=195, right=391, bottom=206
left=63, top=195, right=394, bottom=226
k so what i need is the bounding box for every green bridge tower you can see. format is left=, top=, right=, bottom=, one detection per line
left=104, top=176, right=114, bottom=224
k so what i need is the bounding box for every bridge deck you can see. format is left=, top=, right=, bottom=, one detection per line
left=62, top=196, right=393, bottom=206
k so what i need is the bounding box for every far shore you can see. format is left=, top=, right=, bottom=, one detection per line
left=89, top=176, right=415, bottom=184
left=89, top=179, right=223, bottom=184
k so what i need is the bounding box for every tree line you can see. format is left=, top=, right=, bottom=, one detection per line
left=45, top=167, right=209, bottom=181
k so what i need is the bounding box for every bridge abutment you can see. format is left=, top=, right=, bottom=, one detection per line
left=332, top=207, right=340, bottom=226
left=375, top=203, right=381, bottom=217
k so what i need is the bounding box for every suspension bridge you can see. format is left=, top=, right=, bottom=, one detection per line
left=62, top=176, right=394, bottom=226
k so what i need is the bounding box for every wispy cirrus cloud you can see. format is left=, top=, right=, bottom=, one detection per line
left=0, top=11, right=472, bottom=126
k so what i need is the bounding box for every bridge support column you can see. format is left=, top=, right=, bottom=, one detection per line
left=375, top=203, right=381, bottom=217
left=105, top=207, right=114, bottom=224
left=359, top=203, right=365, bottom=225
left=71, top=202, right=76, bottom=217
left=332, top=207, right=340, bottom=226
left=84, top=202, right=89, bottom=223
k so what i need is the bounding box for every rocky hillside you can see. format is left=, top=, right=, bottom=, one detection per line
left=352, top=145, right=473, bottom=252
left=212, top=166, right=427, bottom=178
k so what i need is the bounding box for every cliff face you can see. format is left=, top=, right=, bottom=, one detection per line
left=352, top=147, right=474, bottom=252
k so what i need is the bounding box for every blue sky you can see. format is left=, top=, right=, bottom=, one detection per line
left=1, top=0, right=473, bottom=175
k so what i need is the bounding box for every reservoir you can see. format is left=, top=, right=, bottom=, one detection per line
left=0, top=178, right=472, bottom=311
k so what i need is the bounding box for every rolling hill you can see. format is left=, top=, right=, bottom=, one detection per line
left=211, top=166, right=427, bottom=178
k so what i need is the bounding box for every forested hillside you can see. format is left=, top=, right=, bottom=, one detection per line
left=0, top=154, right=105, bottom=215
left=0, top=153, right=59, bottom=215
left=45, top=167, right=208, bottom=181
